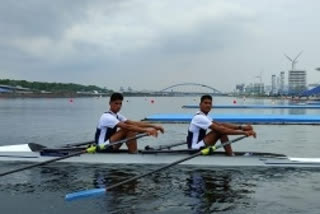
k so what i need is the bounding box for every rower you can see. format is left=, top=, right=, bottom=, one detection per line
left=186, top=95, right=256, bottom=156
left=95, top=92, right=164, bottom=153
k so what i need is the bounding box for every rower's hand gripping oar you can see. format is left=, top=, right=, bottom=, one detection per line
left=65, top=135, right=248, bottom=201
left=0, top=133, right=148, bottom=177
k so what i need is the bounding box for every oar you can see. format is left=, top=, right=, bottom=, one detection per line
left=61, top=140, right=95, bottom=148
left=144, top=141, right=186, bottom=150
left=65, top=135, right=248, bottom=201
left=0, top=133, right=148, bottom=177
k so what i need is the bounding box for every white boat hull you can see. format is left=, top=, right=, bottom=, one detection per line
left=0, top=144, right=320, bottom=168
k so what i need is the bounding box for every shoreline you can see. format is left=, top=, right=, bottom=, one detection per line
left=1, top=93, right=319, bottom=102
left=0, top=93, right=107, bottom=98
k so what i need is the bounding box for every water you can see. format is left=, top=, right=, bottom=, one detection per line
left=0, top=96, right=320, bottom=214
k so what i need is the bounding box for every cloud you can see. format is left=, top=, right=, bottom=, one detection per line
left=1, top=0, right=320, bottom=91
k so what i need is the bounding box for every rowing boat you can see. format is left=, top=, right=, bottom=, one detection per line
left=0, top=143, right=320, bottom=167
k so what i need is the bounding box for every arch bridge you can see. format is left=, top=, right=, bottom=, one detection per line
left=159, top=82, right=225, bottom=95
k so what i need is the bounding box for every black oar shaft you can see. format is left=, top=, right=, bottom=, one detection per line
left=0, top=150, right=87, bottom=177
left=158, top=141, right=186, bottom=150
left=106, top=135, right=247, bottom=191
left=0, top=133, right=148, bottom=177
left=62, top=140, right=95, bottom=148
left=145, top=141, right=186, bottom=151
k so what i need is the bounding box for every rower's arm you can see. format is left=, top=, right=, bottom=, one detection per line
left=125, top=120, right=164, bottom=133
left=210, top=122, right=253, bottom=136
left=117, top=121, right=159, bottom=137
left=214, top=122, right=253, bottom=131
left=214, top=122, right=239, bottom=130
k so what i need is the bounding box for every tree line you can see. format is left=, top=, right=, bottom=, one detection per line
left=0, top=79, right=112, bottom=93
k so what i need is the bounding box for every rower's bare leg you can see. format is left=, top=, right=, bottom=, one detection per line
left=203, top=131, right=220, bottom=147
left=109, top=129, right=138, bottom=153
left=203, top=131, right=233, bottom=156
left=109, top=129, right=128, bottom=150
left=220, top=135, right=234, bottom=156
left=125, top=131, right=138, bottom=154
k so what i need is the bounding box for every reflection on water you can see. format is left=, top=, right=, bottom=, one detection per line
left=184, top=169, right=254, bottom=213
left=185, top=170, right=255, bottom=213
left=0, top=163, right=320, bottom=214
left=288, top=109, right=306, bottom=115
left=90, top=166, right=255, bottom=213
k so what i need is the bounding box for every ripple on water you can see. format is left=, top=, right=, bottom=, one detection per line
left=0, top=163, right=320, bottom=214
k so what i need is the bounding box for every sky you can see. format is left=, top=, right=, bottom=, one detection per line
left=1, top=0, right=320, bottom=92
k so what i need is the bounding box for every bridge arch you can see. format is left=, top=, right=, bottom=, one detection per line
left=160, top=82, right=223, bottom=94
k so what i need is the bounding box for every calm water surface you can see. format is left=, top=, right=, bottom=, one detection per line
left=0, top=96, right=319, bottom=214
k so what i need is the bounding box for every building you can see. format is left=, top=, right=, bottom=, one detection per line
left=271, top=75, right=277, bottom=95
left=235, top=84, right=245, bottom=94
left=0, top=84, right=31, bottom=93
left=245, top=83, right=264, bottom=95
left=279, top=71, right=285, bottom=95
left=0, top=85, right=12, bottom=93
left=254, top=83, right=264, bottom=95
left=288, top=70, right=307, bottom=95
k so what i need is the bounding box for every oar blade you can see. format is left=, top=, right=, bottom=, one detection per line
left=65, top=188, right=106, bottom=201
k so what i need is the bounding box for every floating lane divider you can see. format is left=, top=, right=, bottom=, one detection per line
left=0, top=133, right=148, bottom=177
left=64, top=135, right=248, bottom=201
left=182, top=104, right=320, bottom=109
left=144, top=113, right=320, bottom=125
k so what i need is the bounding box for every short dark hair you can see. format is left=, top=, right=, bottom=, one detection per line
left=200, top=94, right=212, bottom=103
left=110, top=92, right=124, bottom=102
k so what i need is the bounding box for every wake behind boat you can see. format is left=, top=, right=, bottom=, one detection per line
left=0, top=142, right=320, bottom=168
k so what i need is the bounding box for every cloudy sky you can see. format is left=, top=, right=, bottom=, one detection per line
left=1, top=0, right=319, bottom=92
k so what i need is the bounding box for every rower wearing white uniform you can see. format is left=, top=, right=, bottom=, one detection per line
left=186, top=95, right=256, bottom=156
left=95, top=92, right=164, bottom=153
